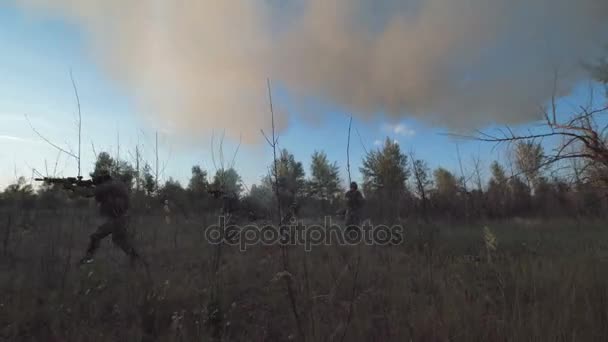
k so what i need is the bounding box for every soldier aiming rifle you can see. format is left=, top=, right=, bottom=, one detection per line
left=34, top=176, right=94, bottom=190
left=36, top=172, right=144, bottom=267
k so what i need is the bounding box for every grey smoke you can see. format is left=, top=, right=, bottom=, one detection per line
left=14, top=0, right=608, bottom=143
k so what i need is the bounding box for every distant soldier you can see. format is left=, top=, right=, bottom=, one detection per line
left=163, top=199, right=172, bottom=225
left=73, top=172, right=142, bottom=266
left=344, top=182, right=364, bottom=226
left=282, top=202, right=299, bottom=223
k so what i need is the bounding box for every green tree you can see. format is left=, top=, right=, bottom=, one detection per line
left=431, top=167, right=460, bottom=218
left=308, top=151, right=341, bottom=211
left=90, top=152, right=114, bottom=176
left=361, top=138, right=409, bottom=194
left=4, top=176, right=34, bottom=196
left=141, top=163, right=157, bottom=196
left=486, top=161, right=508, bottom=218
left=241, top=182, right=274, bottom=219
left=360, top=138, right=409, bottom=221
left=159, top=178, right=185, bottom=199
left=188, top=165, right=209, bottom=195
left=212, top=168, right=243, bottom=198
left=266, top=149, right=306, bottom=210
left=158, top=178, right=188, bottom=215
left=433, top=168, right=459, bottom=197
left=90, top=152, right=136, bottom=188
left=2, top=177, right=36, bottom=211
left=508, top=176, right=532, bottom=216
left=514, top=140, right=544, bottom=189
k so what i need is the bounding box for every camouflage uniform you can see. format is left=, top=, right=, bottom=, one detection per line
left=80, top=178, right=140, bottom=264
left=345, top=182, right=364, bottom=226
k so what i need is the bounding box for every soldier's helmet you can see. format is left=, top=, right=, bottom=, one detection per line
left=350, top=182, right=358, bottom=191
left=93, top=171, right=112, bottom=185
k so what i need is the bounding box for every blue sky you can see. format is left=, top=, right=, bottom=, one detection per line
left=0, top=3, right=602, bottom=192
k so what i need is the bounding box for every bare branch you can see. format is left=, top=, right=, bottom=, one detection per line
left=346, top=115, right=353, bottom=184
left=25, top=114, right=78, bottom=159
left=24, top=161, right=44, bottom=178
left=221, top=130, right=227, bottom=170
left=155, top=131, right=159, bottom=190
left=470, top=154, right=484, bottom=191
left=53, top=150, right=61, bottom=177
left=260, top=129, right=274, bottom=147
left=90, top=140, right=98, bottom=160
left=160, top=144, right=173, bottom=178
left=354, top=127, right=369, bottom=156
left=211, top=129, right=218, bottom=173
left=229, top=133, right=242, bottom=169
left=263, top=76, right=304, bottom=341
left=551, top=68, right=559, bottom=125
left=70, top=69, right=82, bottom=177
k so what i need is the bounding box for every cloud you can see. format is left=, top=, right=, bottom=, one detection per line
left=0, top=135, right=27, bottom=142
left=392, top=123, right=416, bottom=137
left=13, top=0, right=608, bottom=144
left=0, top=134, right=38, bottom=143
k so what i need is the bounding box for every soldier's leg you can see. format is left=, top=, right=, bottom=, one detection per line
left=353, top=212, right=361, bottom=227
left=112, top=218, right=151, bottom=276
left=81, top=220, right=113, bottom=263
left=345, top=209, right=354, bottom=226
left=111, top=216, right=140, bottom=261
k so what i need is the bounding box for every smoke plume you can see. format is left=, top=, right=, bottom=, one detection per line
left=14, top=0, right=608, bottom=143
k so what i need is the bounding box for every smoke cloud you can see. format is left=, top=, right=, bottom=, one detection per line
left=14, top=0, right=608, bottom=143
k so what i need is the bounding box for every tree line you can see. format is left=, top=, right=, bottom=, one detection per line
left=2, top=136, right=607, bottom=224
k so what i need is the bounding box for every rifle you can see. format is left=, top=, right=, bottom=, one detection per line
left=35, top=176, right=95, bottom=190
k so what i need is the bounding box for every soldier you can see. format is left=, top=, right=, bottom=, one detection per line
left=163, top=199, right=171, bottom=225
left=344, top=181, right=364, bottom=226
left=72, top=172, right=142, bottom=266
left=282, top=202, right=299, bottom=224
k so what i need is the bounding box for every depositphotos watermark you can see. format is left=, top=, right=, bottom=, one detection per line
left=204, top=216, right=404, bottom=251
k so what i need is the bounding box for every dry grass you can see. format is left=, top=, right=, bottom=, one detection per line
left=1, top=208, right=608, bottom=341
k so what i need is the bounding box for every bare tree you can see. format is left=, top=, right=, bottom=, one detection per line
left=69, top=69, right=82, bottom=178
left=471, top=154, right=484, bottom=192
left=455, top=143, right=470, bottom=222
left=346, top=115, right=353, bottom=184
left=469, top=72, right=608, bottom=187
left=261, top=78, right=304, bottom=341
left=25, top=71, right=84, bottom=181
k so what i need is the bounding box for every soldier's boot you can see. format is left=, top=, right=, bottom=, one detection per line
left=80, top=221, right=114, bottom=265
left=79, top=237, right=101, bottom=265
left=79, top=256, right=94, bottom=265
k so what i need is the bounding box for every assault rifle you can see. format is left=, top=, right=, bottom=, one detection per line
left=35, top=176, right=95, bottom=189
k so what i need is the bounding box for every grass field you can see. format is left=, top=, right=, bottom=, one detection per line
left=2, top=209, right=608, bottom=341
